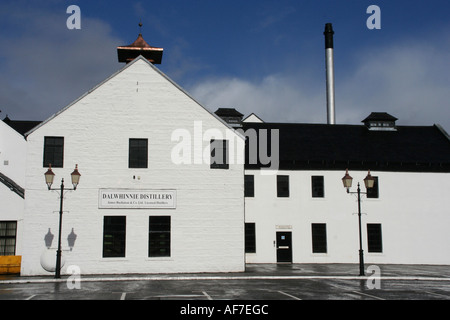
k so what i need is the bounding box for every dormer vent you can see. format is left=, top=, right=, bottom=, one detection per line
left=362, top=112, right=398, bottom=131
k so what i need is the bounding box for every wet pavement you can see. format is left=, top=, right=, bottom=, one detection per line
left=1, top=263, right=450, bottom=301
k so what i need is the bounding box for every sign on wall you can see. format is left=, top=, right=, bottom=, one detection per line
left=99, top=189, right=176, bottom=209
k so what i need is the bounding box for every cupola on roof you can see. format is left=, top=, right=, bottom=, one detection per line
left=362, top=112, right=398, bottom=131
left=117, top=22, right=163, bottom=64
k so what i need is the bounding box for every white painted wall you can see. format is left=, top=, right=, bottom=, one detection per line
left=245, top=169, right=450, bottom=265
left=0, top=120, right=27, bottom=255
left=21, top=57, right=245, bottom=276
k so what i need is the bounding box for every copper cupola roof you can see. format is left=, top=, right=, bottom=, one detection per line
left=117, top=23, right=163, bottom=64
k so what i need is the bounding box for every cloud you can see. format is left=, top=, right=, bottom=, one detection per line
left=337, top=36, right=450, bottom=129
left=188, top=74, right=324, bottom=123
left=188, top=31, right=450, bottom=131
left=0, top=3, right=122, bottom=121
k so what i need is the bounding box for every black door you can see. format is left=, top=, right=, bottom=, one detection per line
left=276, top=232, right=292, bottom=263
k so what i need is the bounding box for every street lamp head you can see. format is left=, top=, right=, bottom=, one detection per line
left=342, top=168, right=353, bottom=190
left=70, top=164, right=81, bottom=190
left=364, top=170, right=375, bottom=189
left=44, top=164, right=55, bottom=190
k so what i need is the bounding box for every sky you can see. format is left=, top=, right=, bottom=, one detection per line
left=0, top=0, right=449, bottom=131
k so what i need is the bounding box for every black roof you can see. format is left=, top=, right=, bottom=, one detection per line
left=362, top=112, right=398, bottom=123
left=242, top=122, right=450, bottom=172
left=215, top=108, right=244, bottom=117
left=3, top=117, right=42, bottom=136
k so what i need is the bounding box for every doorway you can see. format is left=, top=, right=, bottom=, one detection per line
left=276, top=231, right=292, bottom=263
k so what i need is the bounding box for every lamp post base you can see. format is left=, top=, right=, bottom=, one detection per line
left=359, top=249, right=365, bottom=276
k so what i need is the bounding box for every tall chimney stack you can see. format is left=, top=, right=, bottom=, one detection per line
left=324, top=23, right=336, bottom=125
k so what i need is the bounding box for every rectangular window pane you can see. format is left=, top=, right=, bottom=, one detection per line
left=311, top=223, right=327, bottom=253
left=244, top=175, right=254, bottom=197
left=129, top=138, right=148, bottom=168
left=367, top=224, right=383, bottom=253
left=245, top=223, right=256, bottom=253
left=149, top=216, right=171, bottom=257
left=103, top=216, right=126, bottom=258
left=0, top=221, right=17, bottom=256
left=210, top=139, right=229, bottom=169
left=277, top=175, right=289, bottom=197
left=43, top=137, right=64, bottom=168
left=311, top=176, right=324, bottom=198
left=367, top=177, right=379, bottom=198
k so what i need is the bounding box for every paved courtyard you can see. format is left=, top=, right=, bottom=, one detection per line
left=1, top=264, right=449, bottom=301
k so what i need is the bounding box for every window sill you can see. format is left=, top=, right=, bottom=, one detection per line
left=145, top=257, right=173, bottom=261
left=99, top=257, right=128, bottom=262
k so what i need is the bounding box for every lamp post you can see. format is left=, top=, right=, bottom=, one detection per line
left=342, top=169, right=374, bottom=276
left=44, top=164, right=81, bottom=279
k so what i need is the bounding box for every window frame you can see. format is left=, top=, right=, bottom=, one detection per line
left=367, top=223, right=383, bottom=253
left=245, top=223, right=256, bottom=253
left=149, top=216, right=171, bottom=258
left=102, top=216, right=126, bottom=258
left=311, top=176, right=325, bottom=198
left=210, top=139, right=229, bottom=169
left=311, top=223, right=327, bottom=253
left=129, top=138, right=148, bottom=169
left=43, top=136, right=64, bottom=168
left=0, top=221, right=17, bottom=256
left=277, top=175, right=289, bottom=197
left=244, top=175, right=255, bottom=197
left=367, top=177, right=379, bottom=198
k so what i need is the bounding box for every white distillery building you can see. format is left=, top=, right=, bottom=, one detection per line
left=2, top=25, right=450, bottom=276
left=237, top=114, right=450, bottom=266
left=0, top=120, right=26, bottom=259
left=19, top=34, right=245, bottom=276
left=1, top=118, right=41, bottom=273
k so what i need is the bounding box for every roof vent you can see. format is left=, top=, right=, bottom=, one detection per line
left=214, top=108, right=244, bottom=128
left=362, top=112, right=398, bottom=131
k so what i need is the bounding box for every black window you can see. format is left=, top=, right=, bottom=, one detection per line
left=245, top=223, right=256, bottom=253
left=245, top=175, right=254, bottom=197
left=0, top=221, right=17, bottom=256
left=102, top=216, right=126, bottom=258
left=129, top=139, right=148, bottom=168
left=210, top=139, right=229, bottom=169
left=367, top=224, right=383, bottom=253
left=277, top=175, right=289, bottom=197
left=149, top=216, right=171, bottom=257
left=311, top=223, right=327, bottom=253
left=43, top=137, right=64, bottom=168
left=367, top=177, right=379, bottom=198
left=312, top=176, right=324, bottom=198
